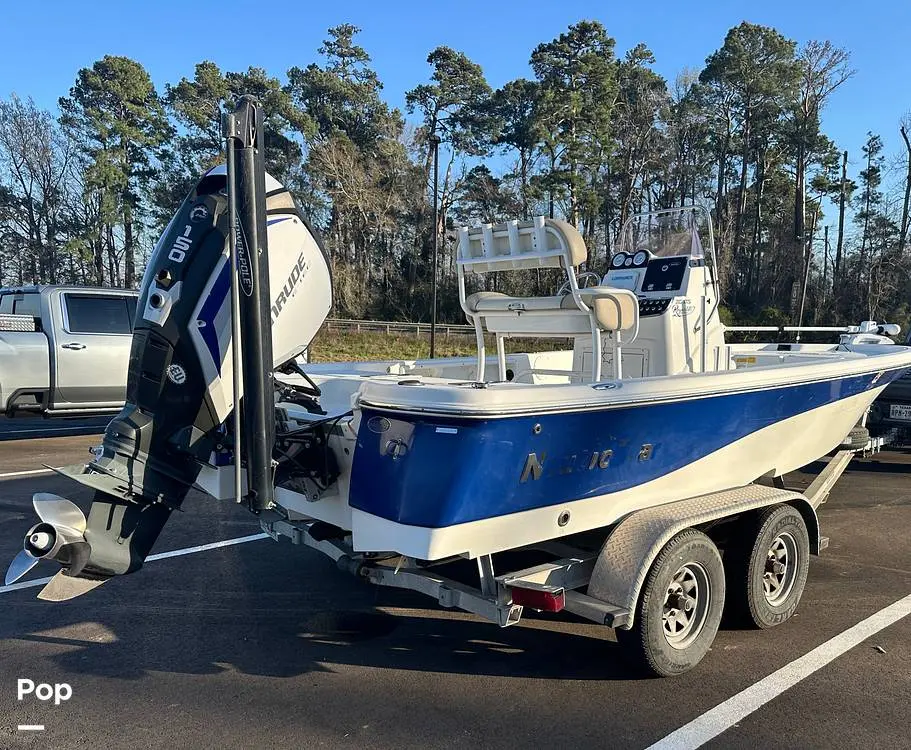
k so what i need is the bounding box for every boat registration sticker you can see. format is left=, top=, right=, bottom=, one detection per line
left=889, top=404, right=911, bottom=422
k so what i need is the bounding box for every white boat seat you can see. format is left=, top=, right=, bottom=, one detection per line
left=457, top=215, right=640, bottom=382
left=465, top=288, right=638, bottom=333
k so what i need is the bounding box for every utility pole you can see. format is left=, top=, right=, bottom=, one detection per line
left=430, top=134, right=442, bottom=359
left=900, top=124, right=911, bottom=253
left=823, top=225, right=830, bottom=299
left=835, top=150, right=848, bottom=302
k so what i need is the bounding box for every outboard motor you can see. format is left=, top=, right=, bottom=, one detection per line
left=5, top=97, right=332, bottom=599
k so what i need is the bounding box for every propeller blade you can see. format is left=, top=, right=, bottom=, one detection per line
left=37, top=571, right=107, bottom=602
left=33, top=494, right=87, bottom=533
left=5, top=550, right=38, bottom=586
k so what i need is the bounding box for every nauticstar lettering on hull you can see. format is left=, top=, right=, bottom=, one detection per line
left=521, top=448, right=616, bottom=482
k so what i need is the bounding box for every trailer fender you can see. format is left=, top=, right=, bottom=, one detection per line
left=587, top=485, right=820, bottom=630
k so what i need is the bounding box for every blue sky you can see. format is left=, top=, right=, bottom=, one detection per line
left=2, top=0, right=909, bottom=190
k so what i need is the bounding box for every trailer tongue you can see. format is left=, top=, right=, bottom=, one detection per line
left=4, top=97, right=332, bottom=599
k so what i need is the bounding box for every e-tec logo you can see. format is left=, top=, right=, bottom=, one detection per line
left=271, top=252, right=310, bottom=323
left=189, top=204, right=209, bottom=223
left=168, top=225, right=193, bottom=263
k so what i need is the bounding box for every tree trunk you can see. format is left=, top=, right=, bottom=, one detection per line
left=106, top=224, right=117, bottom=287
left=794, top=140, right=806, bottom=254
left=859, top=146, right=874, bottom=308
left=520, top=149, right=529, bottom=220
left=714, top=147, right=727, bottom=228
left=548, top=149, right=556, bottom=220
left=123, top=205, right=135, bottom=288
left=750, top=152, right=765, bottom=299
left=822, top=225, right=829, bottom=303
left=735, top=107, right=751, bottom=261
left=834, top=150, right=847, bottom=293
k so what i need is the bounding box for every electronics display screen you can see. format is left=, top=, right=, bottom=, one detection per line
left=642, top=256, right=687, bottom=293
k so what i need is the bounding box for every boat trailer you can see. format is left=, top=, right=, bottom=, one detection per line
left=262, top=445, right=863, bottom=661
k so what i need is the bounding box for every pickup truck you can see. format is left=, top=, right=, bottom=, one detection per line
left=0, top=285, right=138, bottom=417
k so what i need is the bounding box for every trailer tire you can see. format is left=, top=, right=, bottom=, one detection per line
left=617, top=529, right=725, bottom=677
left=724, top=505, right=809, bottom=629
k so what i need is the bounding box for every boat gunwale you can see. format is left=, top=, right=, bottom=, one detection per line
left=353, top=355, right=911, bottom=420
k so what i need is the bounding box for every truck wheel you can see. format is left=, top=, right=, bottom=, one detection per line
left=725, top=505, right=809, bottom=629
left=617, top=529, right=725, bottom=677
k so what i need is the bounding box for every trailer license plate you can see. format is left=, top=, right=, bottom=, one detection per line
left=889, top=404, right=911, bottom=421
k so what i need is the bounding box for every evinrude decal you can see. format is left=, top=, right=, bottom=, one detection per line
left=168, top=225, right=193, bottom=263
left=270, top=251, right=310, bottom=323
left=234, top=222, right=254, bottom=297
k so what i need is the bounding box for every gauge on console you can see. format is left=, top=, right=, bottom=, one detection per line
left=633, top=250, right=649, bottom=267
left=611, top=252, right=628, bottom=268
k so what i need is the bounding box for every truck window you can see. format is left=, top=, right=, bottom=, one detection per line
left=64, top=294, right=134, bottom=334
left=0, top=292, right=40, bottom=316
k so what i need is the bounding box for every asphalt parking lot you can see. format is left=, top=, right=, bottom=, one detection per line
left=0, top=433, right=908, bottom=749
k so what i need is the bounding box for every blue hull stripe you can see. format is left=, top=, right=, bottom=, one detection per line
left=349, top=369, right=904, bottom=528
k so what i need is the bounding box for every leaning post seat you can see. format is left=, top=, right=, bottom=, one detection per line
left=456, top=216, right=639, bottom=382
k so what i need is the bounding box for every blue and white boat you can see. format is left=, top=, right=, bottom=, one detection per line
left=9, top=125, right=910, bottom=675
left=265, top=207, right=911, bottom=561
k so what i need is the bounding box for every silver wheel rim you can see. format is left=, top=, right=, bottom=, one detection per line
left=662, top=562, right=710, bottom=649
left=763, top=532, right=798, bottom=606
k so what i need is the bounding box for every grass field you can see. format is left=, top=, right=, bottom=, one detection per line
left=308, top=329, right=569, bottom=362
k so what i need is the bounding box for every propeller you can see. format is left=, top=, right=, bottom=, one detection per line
left=5, top=550, right=38, bottom=586
left=4, top=494, right=90, bottom=586
left=33, top=493, right=87, bottom=532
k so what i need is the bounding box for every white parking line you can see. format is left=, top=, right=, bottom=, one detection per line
left=648, top=592, right=911, bottom=750
left=145, top=533, right=270, bottom=561
left=1, top=427, right=99, bottom=436
left=0, top=532, right=270, bottom=595
left=0, top=468, right=54, bottom=479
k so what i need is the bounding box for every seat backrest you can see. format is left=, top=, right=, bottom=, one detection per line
left=457, top=216, right=587, bottom=274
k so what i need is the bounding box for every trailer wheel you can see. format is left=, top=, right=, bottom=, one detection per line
left=725, top=505, right=809, bottom=629
left=617, top=529, right=725, bottom=677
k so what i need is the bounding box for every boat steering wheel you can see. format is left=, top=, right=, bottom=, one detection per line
left=558, top=272, right=601, bottom=296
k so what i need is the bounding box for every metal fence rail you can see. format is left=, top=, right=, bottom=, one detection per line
left=323, top=318, right=475, bottom=337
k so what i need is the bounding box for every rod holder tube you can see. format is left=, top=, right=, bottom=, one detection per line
left=223, top=96, right=275, bottom=513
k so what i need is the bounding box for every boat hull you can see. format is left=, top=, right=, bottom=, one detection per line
left=347, top=369, right=902, bottom=559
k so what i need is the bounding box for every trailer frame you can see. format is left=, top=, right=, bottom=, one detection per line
left=262, top=447, right=861, bottom=632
